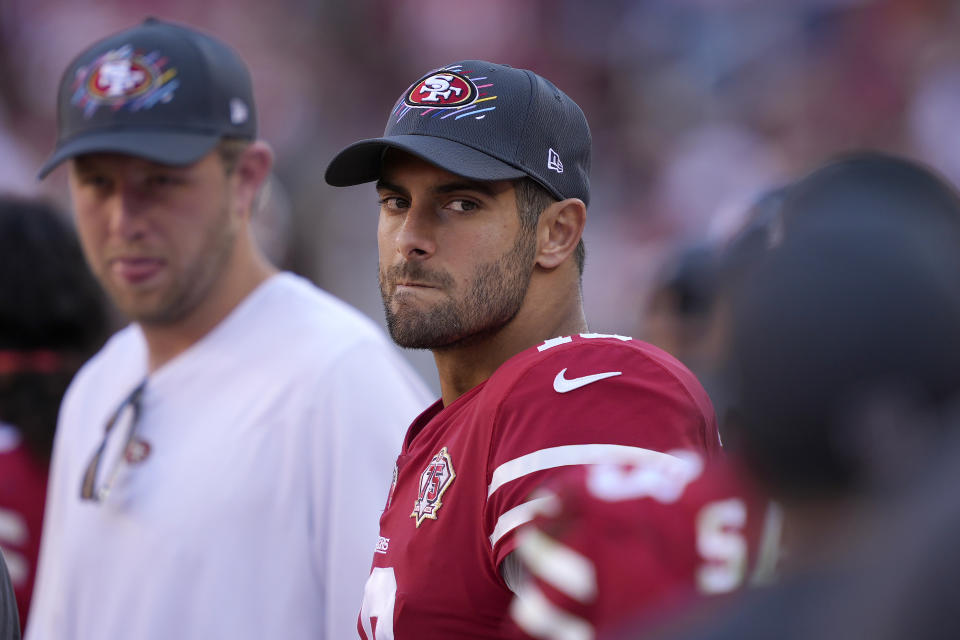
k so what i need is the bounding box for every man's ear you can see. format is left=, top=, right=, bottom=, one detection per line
left=535, top=198, right=586, bottom=269
left=232, top=141, right=274, bottom=216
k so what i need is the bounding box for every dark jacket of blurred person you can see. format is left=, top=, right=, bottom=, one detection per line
left=0, top=551, right=20, bottom=640
left=640, top=152, right=960, bottom=640
left=0, top=196, right=109, bottom=633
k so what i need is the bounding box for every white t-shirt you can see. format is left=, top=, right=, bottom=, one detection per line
left=26, top=273, right=432, bottom=640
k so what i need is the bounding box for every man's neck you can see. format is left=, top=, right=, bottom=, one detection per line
left=433, top=279, right=587, bottom=406
left=141, top=248, right=276, bottom=373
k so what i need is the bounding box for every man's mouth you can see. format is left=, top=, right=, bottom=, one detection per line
left=110, top=257, right=165, bottom=284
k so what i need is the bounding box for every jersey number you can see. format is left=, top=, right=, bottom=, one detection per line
left=360, top=567, right=396, bottom=640
left=696, top=499, right=781, bottom=594
left=696, top=499, right=747, bottom=594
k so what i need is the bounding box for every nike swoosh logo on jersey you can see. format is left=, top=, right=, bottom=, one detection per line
left=553, top=368, right=622, bottom=393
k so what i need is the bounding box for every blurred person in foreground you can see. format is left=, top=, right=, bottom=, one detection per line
left=27, top=18, right=431, bottom=640
left=652, top=151, right=960, bottom=640
left=821, top=425, right=960, bottom=640
left=324, top=61, right=721, bottom=639
left=0, top=197, right=109, bottom=634
left=506, top=190, right=791, bottom=640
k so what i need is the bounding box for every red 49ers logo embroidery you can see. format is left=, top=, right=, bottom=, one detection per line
left=405, top=71, right=478, bottom=108
left=411, top=446, right=456, bottom=527
left=88, top=56, right=153, bottom=100
left=72, top=44, right=180, bottom=118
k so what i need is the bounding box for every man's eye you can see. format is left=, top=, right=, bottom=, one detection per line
left=379, top=196, right=409, bottom=209
left=147, top=174, right=181, bottom=187
left=447, top=199, right=478, bottom=212
left=81, top=175, right=112, bottom=188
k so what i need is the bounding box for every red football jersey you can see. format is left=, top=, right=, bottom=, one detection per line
left=358, top=334, right=720, bottom=639
left=507, top=453, right=781, bottom=639
left=0, top=424, right=48, bottom=631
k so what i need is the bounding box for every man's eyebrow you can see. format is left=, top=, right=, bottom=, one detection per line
left=375, top=178, right=502, bottom=198
left=72, top=156, right=98, bottom=172
left=375, top=179, right=408, bottom=196
left=433, top=180, right=499, bottom=197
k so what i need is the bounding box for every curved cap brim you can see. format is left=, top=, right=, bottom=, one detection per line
left=325, top=134, right=528, bottom=187
left=37, top=130, right=223, bottom=179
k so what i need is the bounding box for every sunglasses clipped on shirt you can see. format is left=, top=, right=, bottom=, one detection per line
left=80, top=379, right=148, bottom=502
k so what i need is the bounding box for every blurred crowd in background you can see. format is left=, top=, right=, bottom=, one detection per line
left=2, top=0, right=959, bottom=386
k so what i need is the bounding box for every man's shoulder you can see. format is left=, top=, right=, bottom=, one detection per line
left=487, top=333, right=711, bottom=408
left=251, top=273, right=390, bottom=347
left=53, top=326, right=145, bottom=450
left=478, top=334, right=720, bottom=490
left=235, top=274, right=429, bottom=405
left=72, top=324, right=145, bottom=384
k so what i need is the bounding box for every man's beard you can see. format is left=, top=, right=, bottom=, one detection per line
left=107, top=195, right=236, bottom=327
left=380, top=229, right=536, bottom=350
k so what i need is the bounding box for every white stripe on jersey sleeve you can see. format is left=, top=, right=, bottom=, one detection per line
left=510, top=581, right=595, bottom=640
left=514, top=527, right=597, bottom=602
left=488, top=444, right=683, bottom=498
left=489, top=495, right=558, bottom=548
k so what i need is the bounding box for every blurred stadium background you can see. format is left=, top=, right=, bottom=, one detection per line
left=2, top=0, right=958, bottom=391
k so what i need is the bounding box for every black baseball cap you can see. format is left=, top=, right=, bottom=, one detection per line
left=38, top=17, right=257, bottom=179
left=325, top=61, right=591, bottom=205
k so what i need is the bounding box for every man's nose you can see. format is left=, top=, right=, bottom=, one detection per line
left=395, top=204, right=438, bottom=261
left=106, top=185, right=147, bottom=240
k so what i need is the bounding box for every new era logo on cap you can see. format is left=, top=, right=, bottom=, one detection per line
left=548, top=148, right=564, bottom=174
left=230, top=98, right=250, bottom=125
left=38, top=17, right=258, bottom=179
left=325, top=60, right=591, bottom=205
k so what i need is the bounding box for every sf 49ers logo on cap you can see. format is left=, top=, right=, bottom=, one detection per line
left=411, top=446, right=456, bottom=527
left=72, top=44, right=179, bottom=118
left=405, top=71, right=478, bottom=109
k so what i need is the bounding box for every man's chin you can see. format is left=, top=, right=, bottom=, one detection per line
left=386, top=319, right=460, bottom=351
left=115, top=296, right=184, bottom=326
left=388, top=325, right=447, bottom=350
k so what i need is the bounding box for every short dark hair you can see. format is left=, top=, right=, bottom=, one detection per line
left=514, top=178, right=585, bottom=276
left=0, top=197, right=110, bottom=461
